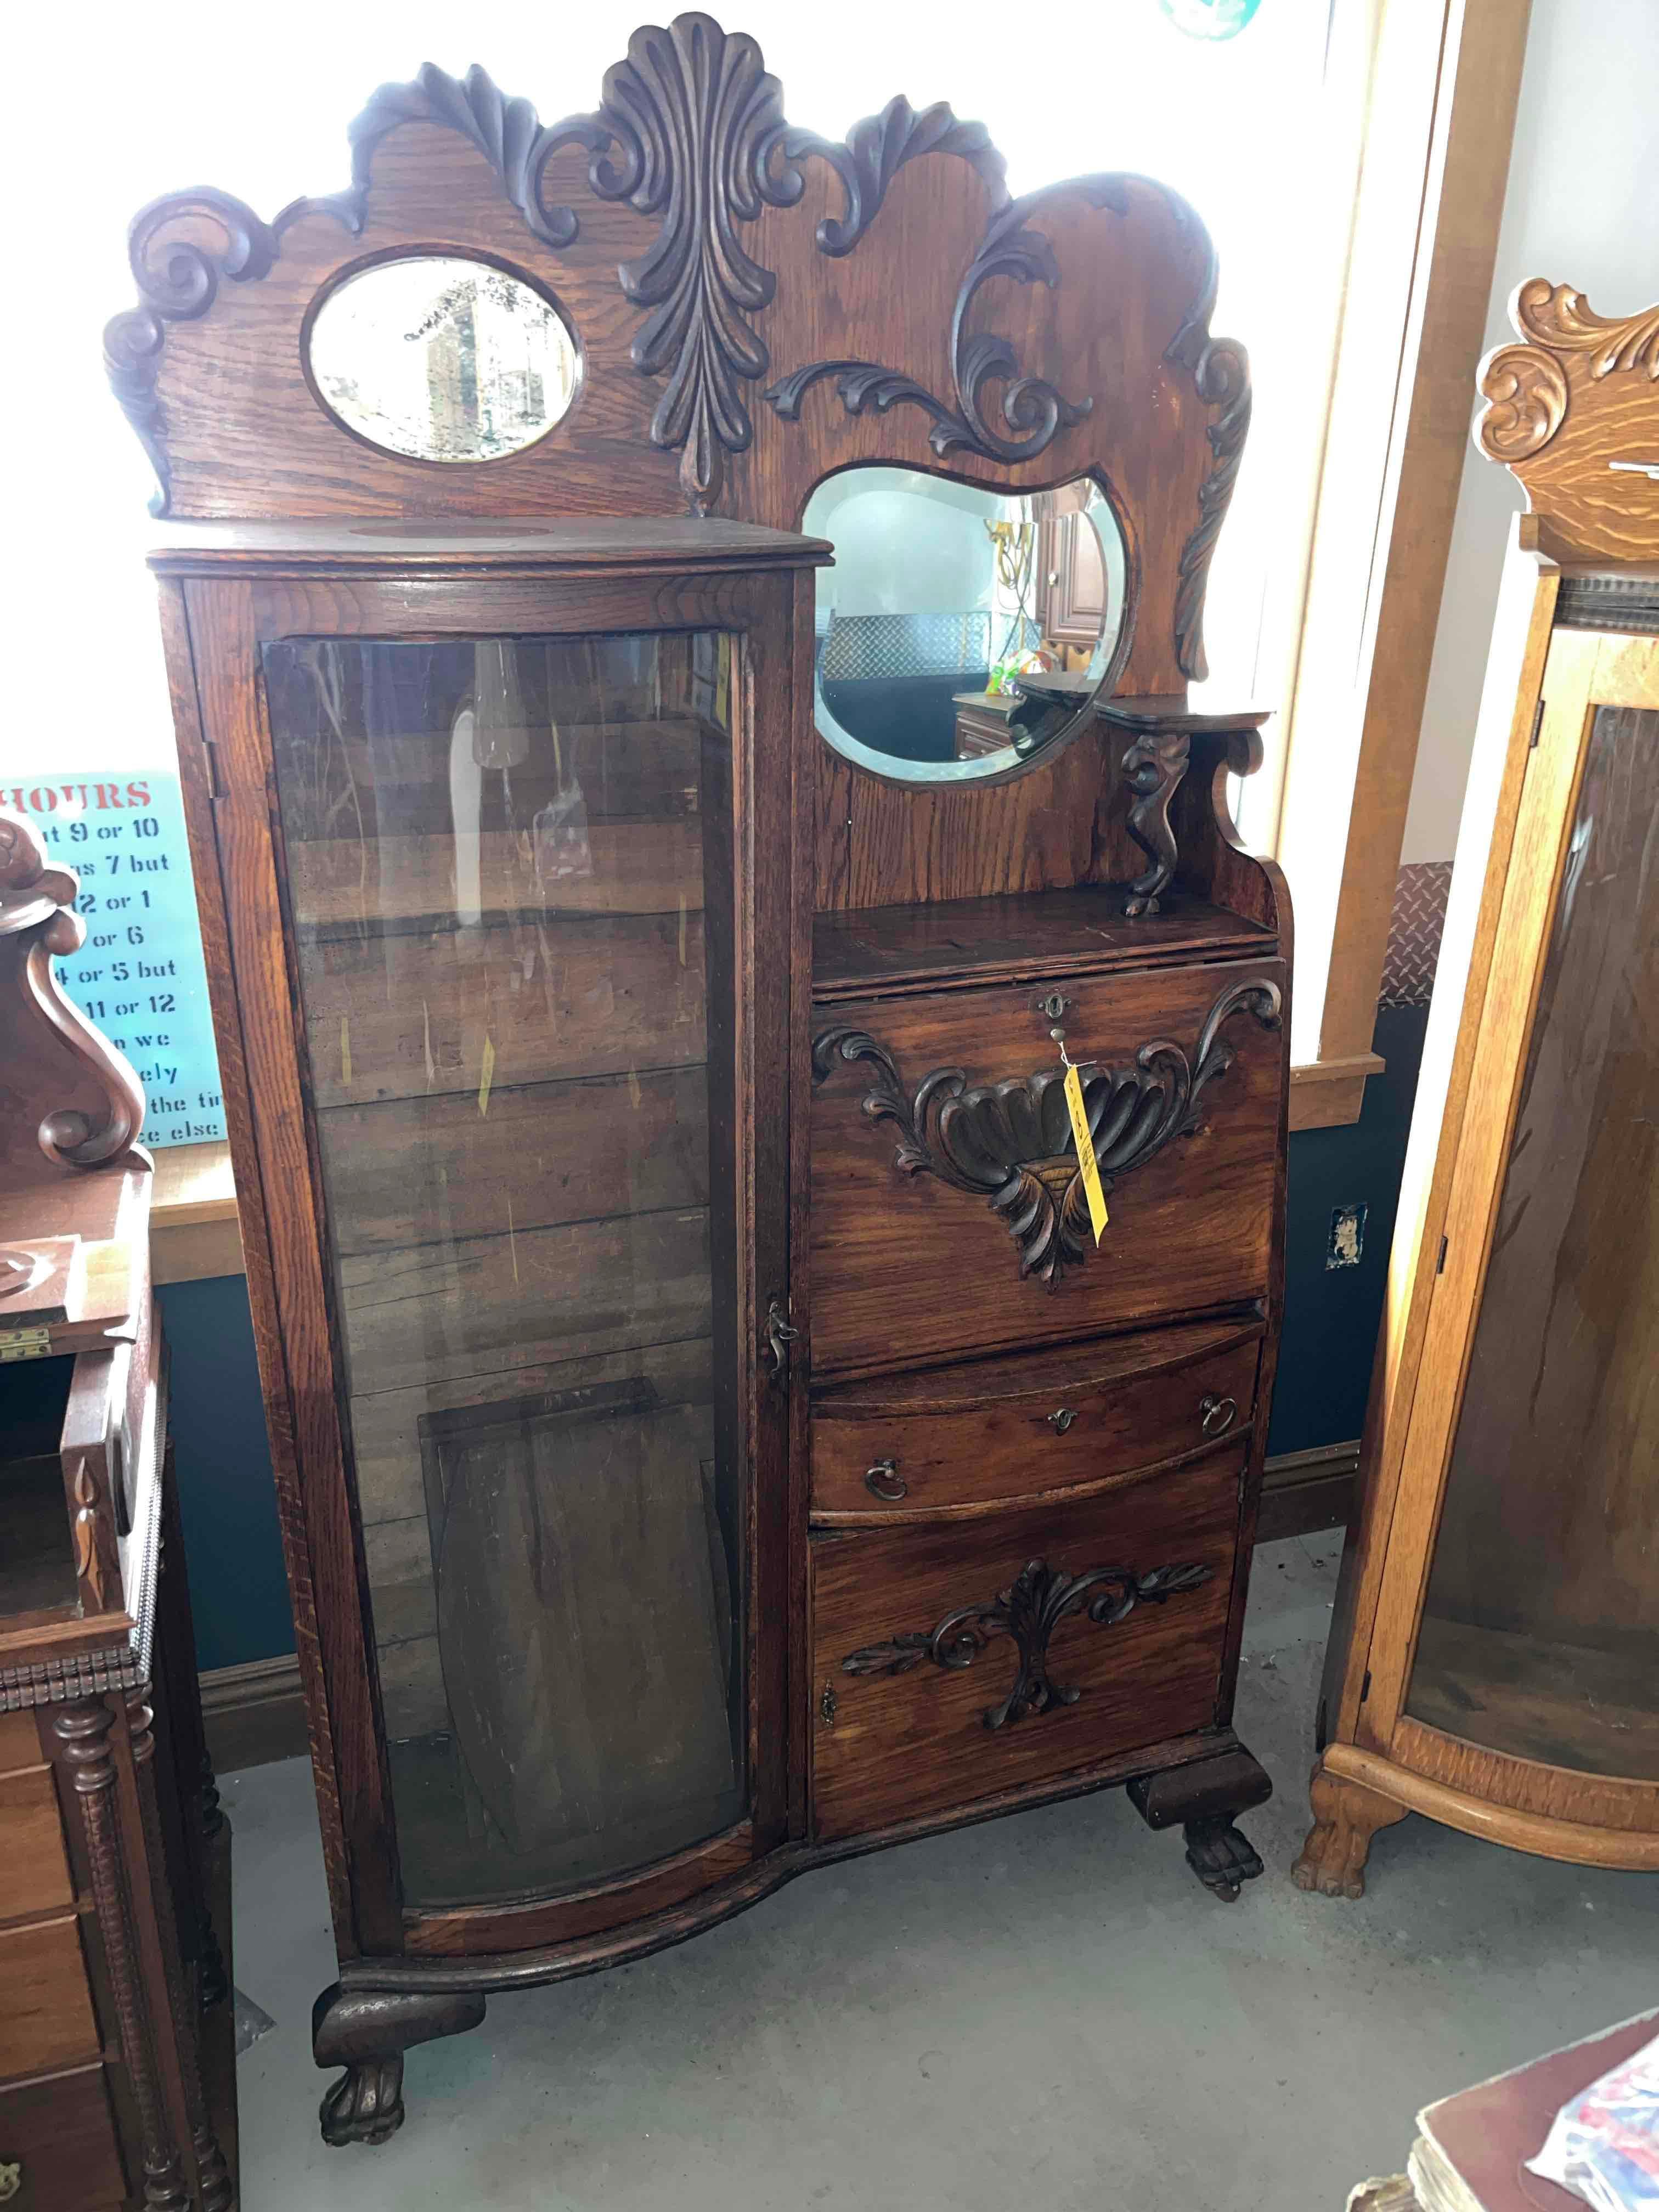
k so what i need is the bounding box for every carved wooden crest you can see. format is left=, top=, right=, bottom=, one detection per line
left=1474, top=278, right=1659, bottom=563
left=104, top=10, right=1249, bottom=690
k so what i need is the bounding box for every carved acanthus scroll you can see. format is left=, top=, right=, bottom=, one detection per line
left=843, top=1556, right=1213, bottom=1731
left=1476, top=279, right=1659, bottom=466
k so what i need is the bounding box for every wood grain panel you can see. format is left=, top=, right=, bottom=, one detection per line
left=348, top=1334, right=713, bottom=1526
left=320, top=1065, right=708, bottom=1256
left=0, top=2064, right=127, bottom=2210
left=288, top=820, right=704, bottom=932
left=298, top=911, right=707, bottom=1109
left=810, top=959, right=1284, bottom=1379
left=339, top=1204, right=712, bottom=1395
left=0, top=1764, right=74, bottom=1921
left=0, top=1916, right=99, bottom=2076
left=811, top=885, right=1273, bottom=997
left=811, top=1338, right=1259, bottom=1519
left=811, top=1453, right=1240, bottom=1839
left=0, top=1712, right=43, bottom=1779
left=276, top=719, right=708, bottom=840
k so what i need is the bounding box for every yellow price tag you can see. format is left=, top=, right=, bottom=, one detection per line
left=1062, top=1060, right=1109, bottom=1245
left=478, top=1034, right=496, bottom=1118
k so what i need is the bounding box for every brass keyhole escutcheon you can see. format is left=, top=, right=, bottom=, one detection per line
left=1199, top=1393, right=1237, bottom=1437
left=0, top=2163, right=20, bottom=2203
left=864, top=1457, right=907, bottom=1501
left=820, top=1681, right=837, bottom=1727
left=1035, top=990, right=1071, bottom=1022
left=1047, top=1407, right=1077, bottom=1434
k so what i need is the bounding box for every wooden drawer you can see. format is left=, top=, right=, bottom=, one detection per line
left=0, top=1917, right=99, bottom=2080
left=810, top=1451, right=1242, bottom=1839
left=0, top=1764, right=74, bottom=1921
left=0, top=2063, right=127, bottom=2209
left=811, top=1321, right=1261, bottom=1519
left=809, top=958, right=1285, bottom=1379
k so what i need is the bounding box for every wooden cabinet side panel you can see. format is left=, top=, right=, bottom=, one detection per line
left=1364, top=626, right=1657, bottom=1750
left=1319, top=537, right=1560, bottom=1752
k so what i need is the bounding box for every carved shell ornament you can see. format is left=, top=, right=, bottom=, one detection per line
left=1475, top=279, right=1659, bottom=465
left=812, top=974, right=1282, bottom=1284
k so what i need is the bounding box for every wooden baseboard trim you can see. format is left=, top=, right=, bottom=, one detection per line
left=200, top=1447, right=1364, bottom=1773
left=1256, top=1438, right=1362, bottom=1543
left=200, top=1652, right=308, bottom=1774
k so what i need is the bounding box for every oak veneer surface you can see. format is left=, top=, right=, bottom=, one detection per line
left=811, top=1451, right=1241, bottom=1838
left=811, top=959, right=1285, bottom=1379
left=810, top=1337, right=1259, bottom=1519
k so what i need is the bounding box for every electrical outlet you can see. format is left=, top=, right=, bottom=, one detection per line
left=1327, top=1202, right=1368, bottom=1269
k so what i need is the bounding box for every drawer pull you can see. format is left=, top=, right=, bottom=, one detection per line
left=1046, top=1407, right=1077, bottom=1435
left=864, top=1458, right=907, bottom=1502
left=812, top=974, right=1283, bottom=1287
left=842, top=1556, right=1212, bottom=1733
left=1199, top=1394, right=1238, bottom=1437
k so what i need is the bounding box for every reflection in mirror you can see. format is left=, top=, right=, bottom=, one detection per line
left=803, top=469, right=1128, bottom=784
left=308, top=256, right=579, bottom=463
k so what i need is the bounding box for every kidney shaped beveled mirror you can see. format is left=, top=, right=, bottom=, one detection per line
left=803, top=469, right=1130, bottom=783
left=307, top=254, right=580, bottom=463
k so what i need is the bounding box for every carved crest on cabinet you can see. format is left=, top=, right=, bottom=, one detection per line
left=103, top=14, right=1250, bottom=684
left=843, top=1555, right=1214, bottom=1731
left=811, top=975, right=1282, bottom=1285
left=1474, top=279, right=1659, bottom=562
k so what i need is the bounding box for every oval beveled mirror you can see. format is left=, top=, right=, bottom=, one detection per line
left=307, top=255, right=579, bottom=463
left=802, top=469, right=1129, bottom=783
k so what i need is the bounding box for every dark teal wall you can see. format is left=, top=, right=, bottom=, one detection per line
left=1266, top=1004, right=1429, bottom=1457
left=162, top=1004, right=1430, bottom=1671
left=157, top=1276, right=294, bottom=1672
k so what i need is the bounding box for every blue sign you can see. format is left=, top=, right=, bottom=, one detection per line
left=3, top=771, right=226, bottom=1148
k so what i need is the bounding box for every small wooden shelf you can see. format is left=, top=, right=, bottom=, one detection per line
left=811, top=886, right=1275, bottom=1001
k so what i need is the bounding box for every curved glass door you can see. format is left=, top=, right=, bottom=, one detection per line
left=264, top=629, right=745, bottom=1905
left=1405, top=702, right=1658, bottom=1780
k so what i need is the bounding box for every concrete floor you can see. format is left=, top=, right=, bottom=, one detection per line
left=223, top=1532, right=1657, bottom=2211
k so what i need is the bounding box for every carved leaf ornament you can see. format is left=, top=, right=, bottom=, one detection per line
left=812, top=975, right=1282, bottom=1285
left=844, top=1556, right=1214, bottom=1731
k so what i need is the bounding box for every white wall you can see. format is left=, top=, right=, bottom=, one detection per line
left=1401, top=0, right=1659, bottom=865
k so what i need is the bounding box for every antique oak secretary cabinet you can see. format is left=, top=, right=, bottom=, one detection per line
left=111, top=15, right=1291, bottom=2143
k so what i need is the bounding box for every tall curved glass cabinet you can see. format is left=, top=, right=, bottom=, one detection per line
left=1297, top=276, right=1659, bottom=1899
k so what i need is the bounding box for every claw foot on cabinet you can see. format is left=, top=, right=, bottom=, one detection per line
left=1292, top=1760, right=1408, bottom=1899
left=313, top=1983, right=487, bottom=2147
left=1183, top=1815, right=1265, bottom=1901
left=1127, top=1741, right=1271, bottom=1901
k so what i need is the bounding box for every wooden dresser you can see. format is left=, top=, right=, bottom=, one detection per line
left=107, top=14, right=1289, bottom=2145
left=1, top=811, right=236, bottom=2209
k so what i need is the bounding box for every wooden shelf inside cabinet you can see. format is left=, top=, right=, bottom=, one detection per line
left=811, top=887, right=1276, bottom=1000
